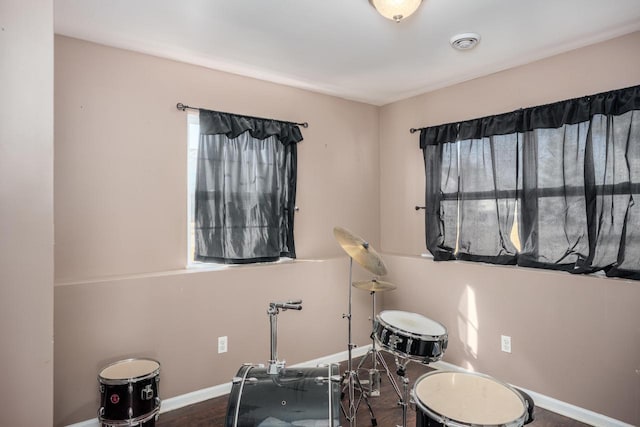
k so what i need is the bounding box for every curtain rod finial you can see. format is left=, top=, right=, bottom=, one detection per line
left=410, top=128, right=418, bottom=134
left=176, top=103, right=187, bottom=111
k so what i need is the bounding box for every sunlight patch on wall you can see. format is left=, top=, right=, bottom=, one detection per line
left=457, top=284, right=479, bottom=368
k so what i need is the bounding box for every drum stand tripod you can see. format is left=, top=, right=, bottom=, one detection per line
left=358, top=313, right=414, bottom=427
left=353, top=291, right=414, bottom=427
left=356, top=290, right=402, bottom=402
left=341, top=257, right=377, bottom=427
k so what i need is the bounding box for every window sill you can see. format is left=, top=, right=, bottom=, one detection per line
left=186, top=257, right=296, bottom=271
left=54, top=258, right=298, bottom=286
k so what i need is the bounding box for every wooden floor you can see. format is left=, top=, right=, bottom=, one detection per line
left=156, top=352, right=590, bottom=427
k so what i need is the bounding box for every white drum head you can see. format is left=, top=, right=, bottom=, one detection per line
left=379, top=310, right=446, bottom=336
left=100, top=359, right=160, bottom=380
left=414, top=371, right=525, bottom=425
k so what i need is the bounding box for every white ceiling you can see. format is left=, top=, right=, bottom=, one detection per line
left=54, top=0, right=640, bottom=106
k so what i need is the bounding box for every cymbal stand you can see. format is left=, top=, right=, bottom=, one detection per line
left=357, top=291, right=402, bottom=401
left=341, top=257, right=377, bottom=427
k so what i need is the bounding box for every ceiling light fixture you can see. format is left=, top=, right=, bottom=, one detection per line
left=369, top=0, right=423, bottom=23
left=450, top=33, right=481, bottom=50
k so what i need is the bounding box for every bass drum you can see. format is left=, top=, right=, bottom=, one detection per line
left=225, top=364, right=341, bottom=427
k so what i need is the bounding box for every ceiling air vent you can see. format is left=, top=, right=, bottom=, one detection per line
left=450, top=33, right=481, bottom=50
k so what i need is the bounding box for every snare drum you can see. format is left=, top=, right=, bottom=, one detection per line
left=373, top=310, right=448, bottom=363
left=98, top=358, right=161, bottom=426
left=225, top=364, right=340, bottom=427
left=413, top=371, right=528, bottom=427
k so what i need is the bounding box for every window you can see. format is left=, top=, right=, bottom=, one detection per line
left=187, top=109, right=303, bottom=265
left=420, top=85, right=640, bottom=280
left=187, top=112, right=200, bottom=265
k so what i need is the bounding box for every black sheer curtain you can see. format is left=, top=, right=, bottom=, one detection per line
left=420, top=85, right=640, bottom=280
left=195, top=110, right=302, bottom=264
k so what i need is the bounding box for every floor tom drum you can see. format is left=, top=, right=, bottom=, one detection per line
left=412, top=371, right=528, bottom=427
left=98, top=358, right=161, bottom=426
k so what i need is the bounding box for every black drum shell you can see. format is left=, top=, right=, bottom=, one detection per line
left=99, top=379, right=159, bottom=422
left=101, top=415, right=156, bottom=427
left=373, top=319, right=448, bottom=362
left=416, top=410, right=445, bottom=427
left=98, top=360, right=160, bottom=426
left=515, top=388, right=535, bottom=425
left=225, top=364, right=340, bottom=427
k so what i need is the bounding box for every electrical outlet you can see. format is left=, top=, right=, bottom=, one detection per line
left=218, top=336, right=228, bottom=354
left=501, top=335, right=512, bottom=353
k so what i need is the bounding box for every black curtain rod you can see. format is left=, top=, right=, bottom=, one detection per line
left=176, top=103, right=309, bottom=128
left=408, top=84, right=640, bottom=135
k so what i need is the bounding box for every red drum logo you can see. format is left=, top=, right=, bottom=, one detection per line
left=110, top=394, right=120, bottom=404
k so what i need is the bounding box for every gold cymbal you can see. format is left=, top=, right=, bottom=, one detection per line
left=333, top=226, right=388, bottom=276
left=352, top=279, right=397, bottom=293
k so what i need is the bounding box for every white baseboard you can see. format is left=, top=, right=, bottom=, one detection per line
left=67, top=347, right=632, bottom=427
left=430, top=360, right=634, bottom=427
left=66, top=346, right=372, bottom=427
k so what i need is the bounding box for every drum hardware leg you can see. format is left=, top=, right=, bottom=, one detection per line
left=376, top=350, right=403, bottom=400
left=356, top=290, right=387, bottom=398
left=340, top=257, right=377, bottom=427
left=357, top=345, right=403, bottom=401
left=340, top=368, right=377, bottom=426
left=391, top=356, right=411, bottom=427
left=396, top=375, right=410, bottom=427
left=368, top=368, right=381, bottom=397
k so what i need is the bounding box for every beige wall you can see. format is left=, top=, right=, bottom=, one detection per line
left=0, top=0, right=54, bottom=426
left=380, top=31, right=640, bottom=256
left=379, top=32, right=640, bottom=425
left=382, top=255, right=640, bottom=425
left=54, top=36, right=380, bottom=283
left=54, top=32, right=640, bottom=426
left=54, top=258, right=374, bottom=426
left=54, top=36, right=379, bottom=425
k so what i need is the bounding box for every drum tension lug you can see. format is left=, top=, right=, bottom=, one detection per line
left=141, top=384, right=154, bottom=400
